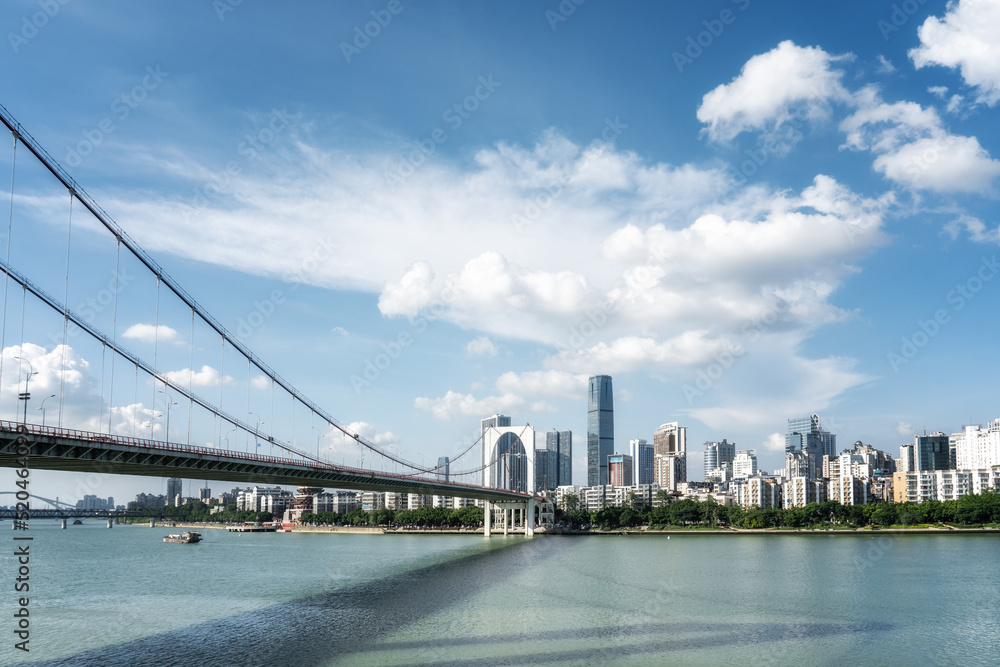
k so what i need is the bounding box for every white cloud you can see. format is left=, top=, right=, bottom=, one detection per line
left=122, top=324, right=181, bottom=345
left=896, top=421, right=914, bottom=436
left=250, top=374, right=271, bottom=390
left=876, top=55, right=897, bottom=75
left=762, top=432, right=785, bottom=453
left=698, top=40, right=853, bottom=144
left=944, top=215, right=1000, bottom=244
left=495, top=370, right=588, bottom=398
left=841, top=90, right=1000, bottom=193
left=547, top=333, right=734, bottom=374
left=162, top=365, right=235, bottom=388
left=414, top=391, right=525, bottom=421
left=346, top=421, right=399, bottom=446
left=331, top=326, right=349, bottom=337
left=910, top=0, right=1000, bottom=105
left=465, top=336, right=498, bottom=357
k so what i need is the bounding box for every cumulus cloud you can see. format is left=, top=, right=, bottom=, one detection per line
left=762, top=432, right=786, bottom=453
left=841, top=89, right=1000, bottom=193
left=896, top=421, right=914, bottom=436
left=910, top=0, right=1000, bottom=105
left=414, top=391, right=526, bottom=421
left=495, top=370, right=588, bottom=398
left=465, top=336, right=498, bottom=357
left=162, top=365, right=235, bottom=388
left=944, top=215, right=1000, bottom=244
left=697, top=40, right=853, bottom=145
left=122, top=324, right=182, bottom=345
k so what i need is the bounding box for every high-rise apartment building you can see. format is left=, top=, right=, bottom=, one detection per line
left=733, top=450, right=758, bottom=478
left=653, top=422, right=686, bottom=489
left=952, top=420, right=1000, bottom=470
left=587, top=376, right=614, bottom=486
left=608, top=453, right=633, bottom=487
left=704, top=439, right=736, bottom=479
left=785, top=414, right=836, bottom=479
left=629, top=438, right=654, bottom=486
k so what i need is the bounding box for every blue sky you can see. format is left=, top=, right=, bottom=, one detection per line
left=2, top=0, right=999, bottom=503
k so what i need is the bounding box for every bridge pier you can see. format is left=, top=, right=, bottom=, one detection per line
left=106, top=518, right=113, bottom=529
left=483, top=500, right=492, bottom=537
left=526, top=497, right=535, bottom=537
left=61, top=518, right=67, bottom=529
left=150, top=518, right=155, bottom=528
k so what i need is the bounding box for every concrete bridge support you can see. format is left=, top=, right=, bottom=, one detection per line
left=61, top=518, right=67, bottom=529
left=106, top=518, right=113, bottom=528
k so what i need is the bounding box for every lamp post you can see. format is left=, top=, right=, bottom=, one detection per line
left=158, top=389, right=176, bottom=443
left=14, top=356, right=37, bottom=426
left=249, top=411, right=264, bottom=447
left=36, top=394, right=56, bottom=428
left=223, top=427, right=237, bottom=449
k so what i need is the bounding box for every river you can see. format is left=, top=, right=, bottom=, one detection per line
left=2, top=522, right=997, bottom=666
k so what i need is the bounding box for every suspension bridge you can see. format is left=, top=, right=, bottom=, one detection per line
left=0, top=104, right=537, bottom=536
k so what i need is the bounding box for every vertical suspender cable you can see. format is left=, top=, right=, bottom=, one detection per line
left=188, top=307, right=194, bottom=444
left=218, top=335, right=225, bottom=447
left=0, top=135, right=15, bottom=409
left=107, top=240, right=120, bottom=434
left=151, top=275, right=159, bottom=437
left=58, top=192, right=73, bottom=428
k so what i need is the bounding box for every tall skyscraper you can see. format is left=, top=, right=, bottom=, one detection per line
left=587, top=375, right=614, bottom=486
left=558, top=429, right=572, bottom=487
left=629, top=438, right=654, bottom=486
left=704, top=439, right=736, bottom=479
left=436, top=456, right=450, bottom=482
left=545, top=429, right=573, bottom=488
left=166, top=478, right=182, bottom=502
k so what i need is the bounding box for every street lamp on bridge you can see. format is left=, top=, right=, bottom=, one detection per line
left=14, top=356, right=38, bottom=426
left=36, top=394, right=56, bottom=427
left=158, top=389, right=177, bottom=443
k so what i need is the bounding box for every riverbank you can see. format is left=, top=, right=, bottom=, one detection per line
left=122, top=522, right=1000, bottom=535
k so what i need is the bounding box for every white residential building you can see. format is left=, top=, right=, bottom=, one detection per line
left=953, top=420, right=1000, bottom=470
left=733, top=450, right=758, bottom=479
left=904, top=469, right=1000, bottom=503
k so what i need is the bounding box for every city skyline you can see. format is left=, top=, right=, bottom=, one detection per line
left=3, top=1, right=1000, bottom=503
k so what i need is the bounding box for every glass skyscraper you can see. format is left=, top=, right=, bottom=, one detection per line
left=588, top=375, right=614, bottom=486
left=544, top=429, right=572, bottom=489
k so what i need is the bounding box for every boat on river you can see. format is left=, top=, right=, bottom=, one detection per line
left=163, top=531, right=202, bottom=543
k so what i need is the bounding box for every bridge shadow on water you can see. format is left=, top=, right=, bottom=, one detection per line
left=29, top=537, right=892, bottom=667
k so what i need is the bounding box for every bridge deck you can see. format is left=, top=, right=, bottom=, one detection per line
left=0, top=422, right=530, bottom=502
